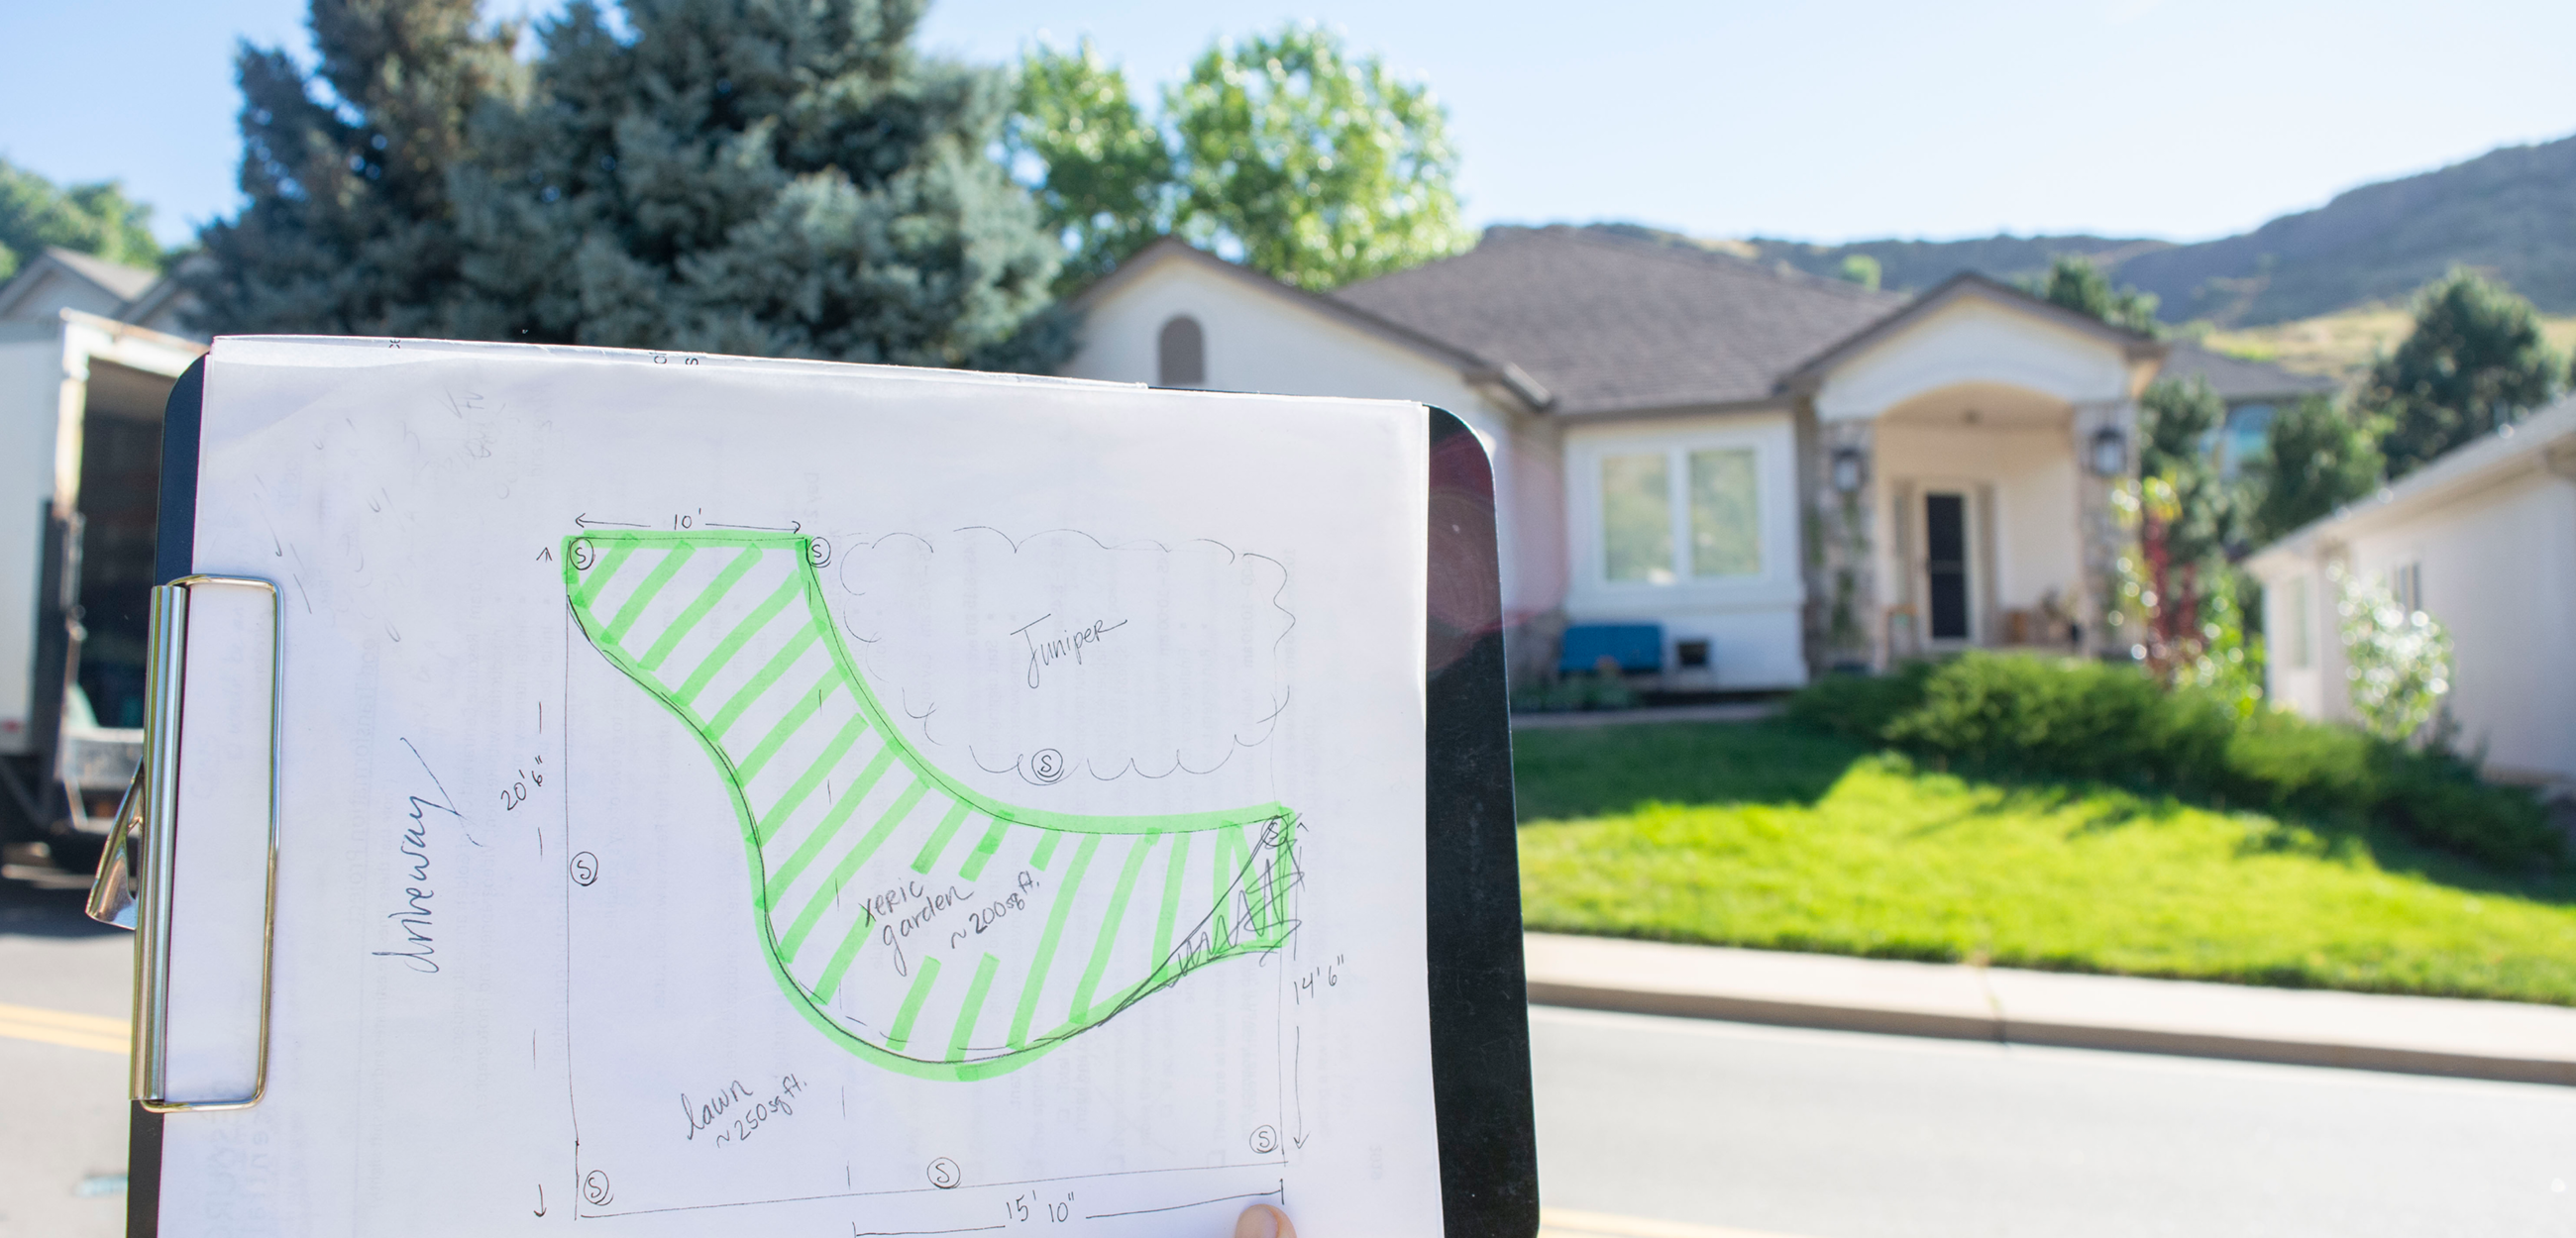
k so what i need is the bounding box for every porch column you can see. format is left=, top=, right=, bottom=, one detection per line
left=2071, top=397, right=2139, bottom=659
left=1810, top=418, right=1878, bottom=669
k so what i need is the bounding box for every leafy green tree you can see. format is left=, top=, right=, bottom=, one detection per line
left=2138, top=375, right=2231, bottom=561
left=2125, top=376, right=2233, bottom=678
left=2245, top=394, right=2384, bottom=544
left=1008, top=42, right=1172, bottom=291
left=1014, top=23, right=1470, bottom=292
left=2030, top=254, right=2160, bottom=336
left=449, top=0, right=1064, bottom=368
left=2363, top=268, right=2566, bottom=478
left=0, top=158, right=165, bottom=281
left=185, top=0, right=523, bottom=336
left=1837, top=254, right=1880, bottom=290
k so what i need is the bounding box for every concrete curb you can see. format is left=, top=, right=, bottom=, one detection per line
left=1523, top=933, right=2576, bottom=1087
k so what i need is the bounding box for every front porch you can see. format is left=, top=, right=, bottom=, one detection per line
left=1793, top=279, right=2162, bottom=671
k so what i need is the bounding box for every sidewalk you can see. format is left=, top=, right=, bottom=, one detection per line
left=1523, top=932, right=2576, bottom=1086
left=1511, top=702, right=1781, bottom=730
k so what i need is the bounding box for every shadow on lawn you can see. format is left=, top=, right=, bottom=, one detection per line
left=1512, top=718, right=2576, bottom=907
left=1511, top=718, right=1864, bottom=823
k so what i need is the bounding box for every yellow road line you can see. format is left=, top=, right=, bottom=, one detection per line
left=1543, top=1206, right=1813, bottom=1238
left=0, top=1002, right=129, bottom=1054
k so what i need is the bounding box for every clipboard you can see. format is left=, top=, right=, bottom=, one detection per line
left=106, top=342, right=1536, bottom=1237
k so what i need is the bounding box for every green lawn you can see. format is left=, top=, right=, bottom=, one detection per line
left=1515, top=719, right=2576, bottom=1005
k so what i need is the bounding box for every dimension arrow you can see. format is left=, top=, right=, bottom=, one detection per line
left=574, top=513, right=649, bottom=529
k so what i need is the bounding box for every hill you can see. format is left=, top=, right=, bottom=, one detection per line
left=2196, top=305, right=2576, bottom=386
left=1719, top=131, right=2576, bottom=328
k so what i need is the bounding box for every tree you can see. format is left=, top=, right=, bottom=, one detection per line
left=2030, top=255, right=2160, bottom=336
left=2245, top=394, right=2383, bottom=544
left=2362, top=268, right=2566, bottom=478
left=1014, top=24, right=1471, bottom=292
left=1837, top=254, right=1880, bottom=290
left=184, top=0, right=524, bottom=336
left=2126, top=376, right=2232, bottom=678
left=0, top=158, right=165, bottom=281
left=448, top=0, right=1064, bottom=369
left=1008, top=41, right=1171, bottom=291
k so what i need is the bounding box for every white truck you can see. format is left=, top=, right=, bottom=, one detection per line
left=0, top=309, right=203, bottom=870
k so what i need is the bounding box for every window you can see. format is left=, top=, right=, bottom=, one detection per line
left=2392, top=562, right=2423, bottom=614
left=1601, top=453, right=1674, bottom=583
left=1156, top=315, right=1205, bottom=387
left=1598, top=445, right=1764, bottom=584
left=1687, top=449, right=1761, bottom=577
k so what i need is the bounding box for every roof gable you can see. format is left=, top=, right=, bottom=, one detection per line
left=1072, top=239, right=1552, bottom=409
left=0, top=247, right=162, bottom=322
left=1334, top=226, right=1904, bottom=415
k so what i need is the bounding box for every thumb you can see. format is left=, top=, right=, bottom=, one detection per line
left=1234, top=1203, right=1296, bottom=1238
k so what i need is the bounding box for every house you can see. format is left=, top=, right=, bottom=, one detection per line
left=0, top=246, right=202, bottom=340
left=2153, top=342, right=2341, bottom=477
left=1064, top=225, right=2325, bottom=691
left=2244, top=396, right=2576, bottom=787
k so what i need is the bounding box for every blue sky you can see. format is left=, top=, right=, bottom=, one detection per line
left=5, top=0, right=2571, bottom=251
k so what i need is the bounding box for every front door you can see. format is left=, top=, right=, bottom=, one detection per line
left=1924, top=491, right=1971, bottom=642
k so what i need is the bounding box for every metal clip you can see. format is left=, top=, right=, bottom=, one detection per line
left=82, top=767, right=145, bottom=930
left=84, top=574, right=280, bottom=1113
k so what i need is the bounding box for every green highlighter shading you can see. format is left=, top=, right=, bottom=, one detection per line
left=566, top=531, right=1297, bottom=1083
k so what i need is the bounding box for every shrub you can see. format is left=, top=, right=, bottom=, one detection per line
left=1789, top=652, right=2560, bottom=871
left=1782, top=659, right=1933, bottom=742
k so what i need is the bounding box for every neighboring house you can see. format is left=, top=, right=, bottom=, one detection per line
left=2245, top=396, right=2576, bottom=787
left=2155, top=342, right=2341, bottom=477
left=0, top=246, right=204, bottom=341
left=1060, top=225, right=2327, bottom=690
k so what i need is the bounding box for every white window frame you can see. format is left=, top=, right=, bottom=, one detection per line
left=1566, top=418, right=1799, bottom=606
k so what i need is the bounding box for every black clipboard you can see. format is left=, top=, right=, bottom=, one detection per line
left=123, top=357, right=1537, bottom=1238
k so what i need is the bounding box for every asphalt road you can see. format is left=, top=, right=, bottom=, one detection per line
left=1531, top=1004, right=2576, bottom=1238
left=7, top=859, right=2574, bottom=1238
left=0, top=861, right=132, bottom=1238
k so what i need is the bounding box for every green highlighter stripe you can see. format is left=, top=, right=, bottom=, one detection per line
left=564, top=533, right=1298, bottom=1083
left=947, top=954, right=1002, bottom=1063
left=751, top=714, right=870, bottom=846
left=1009, top=833, right=1100, bottom=1049
left=639, top=546, right=763, bottom=671
left=676, top=571, right=808, bottom=708
left=568, top=538, right=639, bottom=611
left=733, top=673, right=840, bottom=785
left=957, top=818, right=1013, bottom=881
left=601, top=543, right=695, bottom=646
left=1068, top=835, right=1155, bottom=1022
left=767, top=742, right=895, bottom=903
left=911, top=801, right=975, bottom=875
left=885, top=957, right=942, bottom=1053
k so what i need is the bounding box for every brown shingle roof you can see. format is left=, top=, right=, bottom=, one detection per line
left=1333, top=225, right=1906, bottom=415
left=2156, top=341, right=2341, bottom=403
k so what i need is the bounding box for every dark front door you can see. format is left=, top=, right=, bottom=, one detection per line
left=1925, top=492, right=1970, bottom=642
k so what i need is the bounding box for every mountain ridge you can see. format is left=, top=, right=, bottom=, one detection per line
left=1702, top=132, right=2576, bottom=327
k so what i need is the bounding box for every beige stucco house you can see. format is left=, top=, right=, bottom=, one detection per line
left=2246, top=396, right=2576, bottom=786
left=1066, top=226, right=2328, bottom=691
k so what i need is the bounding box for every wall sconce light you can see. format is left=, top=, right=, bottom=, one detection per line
left=1830, top=445, right=1868, bottom=493
left=2089, top=425, right=2128, bottom=477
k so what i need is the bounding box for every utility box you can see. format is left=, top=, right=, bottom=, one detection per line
left=0, top=309, right=203, bottom=867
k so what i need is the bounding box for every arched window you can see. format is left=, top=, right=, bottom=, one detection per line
left=1156, top=315, right=1206, bottom=387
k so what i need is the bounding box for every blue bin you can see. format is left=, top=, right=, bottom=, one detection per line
left=1558, top=624, right=1664, bottom=675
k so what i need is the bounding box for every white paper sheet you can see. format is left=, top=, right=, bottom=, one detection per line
left=158, top=337, right=1440, bottom=1237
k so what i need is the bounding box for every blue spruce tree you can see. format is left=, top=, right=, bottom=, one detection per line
left=451, top=0, right=1065, bottom=368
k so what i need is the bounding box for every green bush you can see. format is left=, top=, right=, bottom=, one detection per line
left=1789, top=652, right=2562, bottom=871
